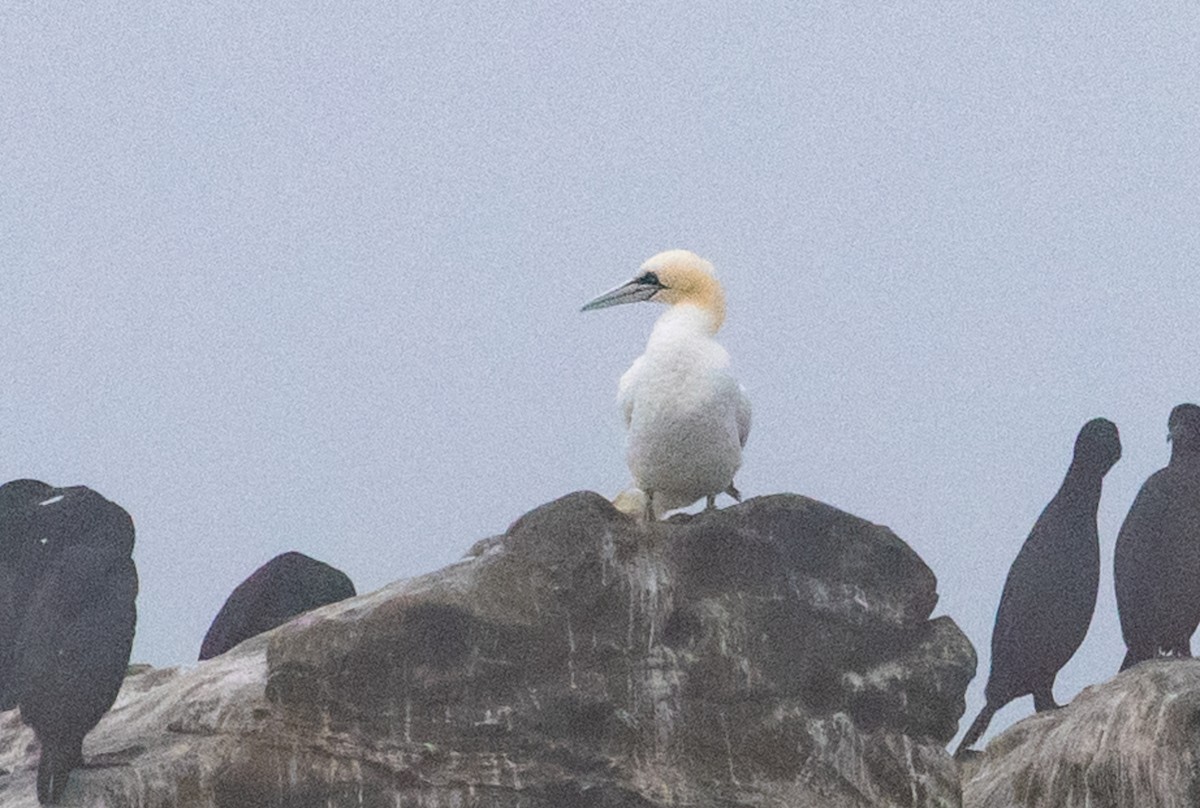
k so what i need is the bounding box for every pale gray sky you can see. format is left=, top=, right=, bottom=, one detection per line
left=3, top=4, right=1198, bottom=748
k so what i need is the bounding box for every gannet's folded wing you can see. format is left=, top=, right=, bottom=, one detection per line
left=736, top=384, right=752, bottom=448
left=616, top=356, right=646, bottom=428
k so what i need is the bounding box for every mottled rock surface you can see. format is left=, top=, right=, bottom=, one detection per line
left=0, top=492, right=974, bottom=807
left=962, top=659, right=1200, bottom=808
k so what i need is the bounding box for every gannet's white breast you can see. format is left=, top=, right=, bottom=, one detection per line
left=618, top=304, right=751, bottom=512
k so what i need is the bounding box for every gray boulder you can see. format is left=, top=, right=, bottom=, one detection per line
left=962, top=658, right=1200, bottom=808
left=0, top=492, right=974, bottom=807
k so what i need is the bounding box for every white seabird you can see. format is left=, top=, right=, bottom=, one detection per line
left=582, top=249, right=751, bottom=520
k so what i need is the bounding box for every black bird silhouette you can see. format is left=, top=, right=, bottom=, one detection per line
left=199, top=551, right=355, bottom=660
left=1114, top=403, right=1200, bottom=671
left=0, top=479, right=58, bottom=710
left=0, top=481, right=137, bottom=804
left=955, top=418, right=1120, bottom=757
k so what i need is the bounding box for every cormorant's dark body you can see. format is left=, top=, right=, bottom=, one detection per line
left=0, top=480, right=138, bottom=804
left=0, top=479, right=57, bottom=710
left=1115, top=404, right=1200, bottom=671
left=955, top=419, right=1120, bottom=757
left=199, top=551, right=355, bottom=660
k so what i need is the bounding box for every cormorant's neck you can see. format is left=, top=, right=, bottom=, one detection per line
left=1170, top=443, right=1200, bottom=467
left=1057, top=458, right=1106, bottom=510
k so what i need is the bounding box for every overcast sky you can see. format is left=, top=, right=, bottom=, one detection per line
left=3, top=3, right=1198, bottom=748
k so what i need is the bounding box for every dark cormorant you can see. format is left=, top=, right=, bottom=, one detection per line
left=199, top=551, right=355, bottom=660
left=0, top=482, right=137, bottom=804
left=1114, top=403, right=1200, bottom=671
left=955, top=418, right=1120, bottom=757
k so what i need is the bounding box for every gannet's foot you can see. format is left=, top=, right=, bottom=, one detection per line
left=725, top=484, right=742, bottom=502
left=612, top=487, right=648, bottom=517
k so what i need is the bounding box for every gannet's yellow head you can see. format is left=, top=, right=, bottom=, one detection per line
left=580, top=249, right=726, bottom=332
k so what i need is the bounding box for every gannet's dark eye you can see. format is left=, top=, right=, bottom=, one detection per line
left=638, top=271, right=663, bottom=287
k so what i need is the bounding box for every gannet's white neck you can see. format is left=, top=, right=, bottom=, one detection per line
left=649, top=302, right=723, bottom=342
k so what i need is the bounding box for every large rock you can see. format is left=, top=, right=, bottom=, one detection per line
left=0, top=492, right=974, bottom=807
left=962, top=658, right=1200, bottom=808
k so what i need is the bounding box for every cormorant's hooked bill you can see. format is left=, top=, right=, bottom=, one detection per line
left=580, top=272, right=665, bottom=311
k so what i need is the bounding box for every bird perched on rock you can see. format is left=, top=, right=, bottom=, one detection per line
left=955, top=418, right=1121, bottom=757
left=0, top=481, right=138, bottom=804
left=1115, top=403, right=1200, bottom=671
left=0, top=478, right=58, bottom=709
left=199, top=551, right=356, bottom=660
left=582, top=249, right=751, bottom=520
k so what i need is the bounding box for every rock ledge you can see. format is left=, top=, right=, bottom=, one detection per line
left=963, top=658, right=1200, bottom=808
left=0, top=492, right=975, bottom=808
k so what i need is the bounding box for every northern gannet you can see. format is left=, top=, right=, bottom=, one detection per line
left=582, top=249, right=751, bottom=520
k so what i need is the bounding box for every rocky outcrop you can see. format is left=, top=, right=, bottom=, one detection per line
left=962, top=658, right=1200, bottom=808
left=0, top=492, right=975, bottom=807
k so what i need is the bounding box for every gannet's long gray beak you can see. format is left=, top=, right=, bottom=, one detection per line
left=581, top=279, right=660, bottom=311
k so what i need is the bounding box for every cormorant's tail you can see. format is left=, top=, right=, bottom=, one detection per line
left=953, top=703, right=996, bottom=759
left=1119, top=648, right=1146, bottom=672
left=36, top=738, right=82, bottom=805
